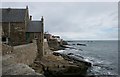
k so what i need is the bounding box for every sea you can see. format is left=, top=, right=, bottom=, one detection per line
left=57, top=40, right=119, bottom=76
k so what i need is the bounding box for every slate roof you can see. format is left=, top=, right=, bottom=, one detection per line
left=2, top=8, right=26, bottom=22
left=27, top=21, right=42, bottom=32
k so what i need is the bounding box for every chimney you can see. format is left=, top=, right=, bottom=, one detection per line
left=26, top=6, right=28, bottom=9
left=41, top=16, right=44, bottom=22
left=7, top=8, right=11, bottom=11
left=30, top=15, right=32, bottom=20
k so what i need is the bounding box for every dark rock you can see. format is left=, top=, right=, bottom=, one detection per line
left=78, top=49, right=83, bottom=51
left=62, top=41, right=68, bottom=45
left=60, top=45, right=78, bottom=50
left=77, top=43, right=87, bottom=46
left=53, top=52, right=61, bottom=56
left=72, top=44, right=76, bottom=45
left=43, top=65, right=87, bottom=77
left=67, top=53, right=74, bottom=55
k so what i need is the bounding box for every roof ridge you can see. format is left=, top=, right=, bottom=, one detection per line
left=2, top=8, right=26, bottom=10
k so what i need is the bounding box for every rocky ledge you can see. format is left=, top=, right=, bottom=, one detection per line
left=30, top=54, right=91, bottom=77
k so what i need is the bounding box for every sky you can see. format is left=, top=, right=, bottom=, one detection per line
left=1, top=2, right=118, bottom=40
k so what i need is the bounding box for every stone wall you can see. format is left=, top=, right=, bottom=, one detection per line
left=44, top=39, right=52, bottom=55
left=36, top=33, right=44, bottom=59
left=2, top=40, right=38, bottom=65
left=2, top=40, right=46, bottom=76
left=13, top=40, right=37, bottom=65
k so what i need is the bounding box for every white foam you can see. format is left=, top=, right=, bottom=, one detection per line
left=53, top=50, right=65, bottom=53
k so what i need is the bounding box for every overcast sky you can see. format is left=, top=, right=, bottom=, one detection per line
left=1, top=2, right=118, bottom=40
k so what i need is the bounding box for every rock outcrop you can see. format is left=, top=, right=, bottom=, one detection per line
left=30, top=54, right=89, bottom=77
left=62, top=40, right=68, bottom=45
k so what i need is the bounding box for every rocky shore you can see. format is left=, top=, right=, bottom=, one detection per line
left=30, top=54, right=89, bottom=77
left=30, top=40, right=92, bottom=77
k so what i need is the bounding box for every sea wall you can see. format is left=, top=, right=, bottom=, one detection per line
left=2, top=40, right=37, bottom=65
left=13, top=40, right=38, bottom=65
left=2, top=40, right=45, bottom=75
left=2, top=54, right=44, bottom=76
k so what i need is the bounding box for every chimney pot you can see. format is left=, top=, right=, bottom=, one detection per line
left=41, top=16, right=44, bottom=22
left=26, top=6, right=28, bottom=9
left=7, top=8, right=11, bottom=11
left=30, top=16, right=32, bottom=20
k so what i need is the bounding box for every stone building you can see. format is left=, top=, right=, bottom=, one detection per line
left=26, top=16, right=44, bottom=59
left=44, top=33, right=53, bottom=41
left=1, top=6, right=44, bottom=58
left=1, top=6, right=30, bottom=46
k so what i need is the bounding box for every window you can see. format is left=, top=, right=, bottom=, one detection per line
left=2, top=37, right=6, bottom=42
